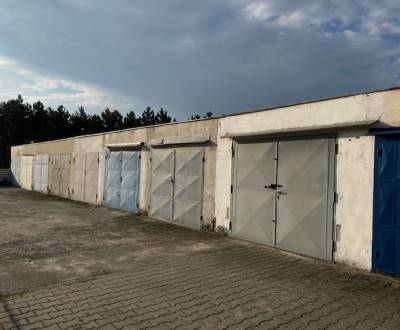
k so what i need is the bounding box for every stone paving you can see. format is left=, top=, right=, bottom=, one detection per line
left=1, top=189, right=400, bottom=329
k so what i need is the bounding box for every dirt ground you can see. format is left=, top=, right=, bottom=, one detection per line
left=2, top=188, right=400, bottom=329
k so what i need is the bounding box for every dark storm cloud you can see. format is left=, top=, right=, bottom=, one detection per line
left=0, top=0, right=399, bottom=118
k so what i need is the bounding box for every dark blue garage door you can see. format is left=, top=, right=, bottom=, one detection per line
left=373, top=135, right=400, bottom=274
left=104, top=150, right=141, bottom=213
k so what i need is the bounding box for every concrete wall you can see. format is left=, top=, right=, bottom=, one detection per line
left=334, top=128, right=375, bottom=270
left=11, top=119, right=218, bottom=225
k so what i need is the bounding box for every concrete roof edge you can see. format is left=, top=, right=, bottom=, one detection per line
left=11, top=86, right=400, bottom=149
left=220, top=86, right=400, bottom=120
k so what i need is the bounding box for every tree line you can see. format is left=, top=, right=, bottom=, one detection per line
left=0, top=95, right=213, bottom=168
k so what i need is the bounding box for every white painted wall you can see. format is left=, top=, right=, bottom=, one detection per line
left=334, top=129, right=375, bottom=270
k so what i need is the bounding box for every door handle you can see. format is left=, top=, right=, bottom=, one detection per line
left=265, top=184, right=283, bottom=190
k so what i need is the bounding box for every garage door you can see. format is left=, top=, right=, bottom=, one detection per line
left=72, top=153, right=99, bottom=204
left=233, top=137, right=335, bottom=260
left=150, top=147, right=204, bottom=230
left=59, top=154, right=71, bottom=199
left=50, top=154, right=61, bottom=196
left=34, top=155, right=49, bottom=193
left=233, top=141, right=276, bottom=245
left=50, top=154, right=71, bottom=199
left=104, top=150, right=141, bottom=213
left=20, top=156, right=34, bottom=190
left=11, top=155, right=21, bottom=186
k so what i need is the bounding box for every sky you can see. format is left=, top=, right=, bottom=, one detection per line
left=0, top=0, right=399, bottom=119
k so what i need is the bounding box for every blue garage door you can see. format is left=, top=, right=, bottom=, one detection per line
left=104, top=150, right=141, bottom=213
left=373, top=136, right=400, bottom=274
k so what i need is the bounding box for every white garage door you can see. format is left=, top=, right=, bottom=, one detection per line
left=50, top=154, right=71, bottom=199
left=34, top=155, right=49, bottom=194
left=150, top=147, right=204, bottom=230
left=72, top=153, right=99, bottom=204
left=233, top=136, right=335, bottom=260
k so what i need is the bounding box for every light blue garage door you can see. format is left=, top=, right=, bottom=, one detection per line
left=104, top=150, right=141, bottom=213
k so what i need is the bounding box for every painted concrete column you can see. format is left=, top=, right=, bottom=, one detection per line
left=334, top=130, right=375, bottom=270
left=214, top=136, right=233, bottom=231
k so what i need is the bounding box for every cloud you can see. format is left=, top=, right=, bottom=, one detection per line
left=0, top=55, right=142, bottom=114
left=0, top=1, right=398, bottom=118
left=244, top=2, right=274, bottom=21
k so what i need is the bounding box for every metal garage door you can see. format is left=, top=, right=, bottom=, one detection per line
left=84, top=153, right=99, bottom=204
left=233, top=137, right=335, bottom=260
left=50, top=154, right=61, bottom=196
left=276, top=139, right=333, bottom=259
left=150, top=149, right=174, bottom=221
left=150, top=148, right=204, bottom=229
left=72, top=154, right=85, bottom=202
left=20, top=156, right=34, bottom=190
left=104, top=150, right=141, bottom=213
left=372, top=135, right=400, bottom=274
left=34, top=155, right=49, bottom=193
left=11, top=155, right=21, bottom=186
left=50, top=154, right=71, bottom=199
left=60, top=154, right=71, bottom=199
left=104, top=151, right=122, bottom=209
left=72, top=153, right=99, bottom=204
left=233, top=141, right=276, bottom=245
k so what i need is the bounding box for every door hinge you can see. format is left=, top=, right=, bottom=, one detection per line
left=334, top=192, right=339, bottom=204
left=229, top=222, right=232, bottom=230
left=139, top=155, right=142, bottom=159
left=335, top=143, right=339, bottom=154
left=230, top=185, right=233, bottom=194
left=332, top=240, right=337, bottom=253
left=231, top=145, right=235, bottom=158
left=150, top=157, right=152, bottom=162
left=202, top=157, right=205, bottom=162
left=148, top=205, right=151, bottom=210
left=97, top=157, right=99, bottom=163
left=200, top=215, right=203, bottom=222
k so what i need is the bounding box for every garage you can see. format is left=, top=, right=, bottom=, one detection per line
left=50, top=154, right=71, bottom=199
left=104, top=150, right=141, bottom=213
left=149, top=147, right=204, bottom=230
left=33, top=154, right=49, bottom=194
left=72, top=153, right=99, bottom=204
left=20, top=155, right=34, bottom=191
left=232, top=136, right=335, bottom=260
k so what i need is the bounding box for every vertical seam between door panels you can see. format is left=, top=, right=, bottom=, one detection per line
left=274, top=141, right=279, bottom=248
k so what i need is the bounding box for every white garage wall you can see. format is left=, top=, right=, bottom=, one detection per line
left=334, top=129, right=375, bottom=270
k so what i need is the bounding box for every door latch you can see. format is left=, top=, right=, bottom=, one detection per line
left=265, top=184, right=283, bottom=190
